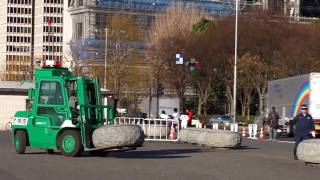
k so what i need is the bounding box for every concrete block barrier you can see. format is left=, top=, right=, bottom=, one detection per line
left=179, top=128, right=242, bottom=148
left=297, top=139, right=320, bottom=163
left=92, top=125, right=145, bottom=149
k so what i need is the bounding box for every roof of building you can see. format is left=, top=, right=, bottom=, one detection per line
left=98, top=0, right=233, bottom=15
left=0, top=81, right=34, bottom=93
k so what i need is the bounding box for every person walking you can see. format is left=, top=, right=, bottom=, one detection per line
left=160, top=110, right=169, bottom=119
left=172, top=108, right=180, bottom=130
left=291, top=104, right=316, bottom=160
left=180, top=112, right=189, bottom=129
left=267, top=107, right=280, bottom=141
left=186, top=109, right=193, bottom=127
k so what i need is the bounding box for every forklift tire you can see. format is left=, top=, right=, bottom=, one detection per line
left=89, top=150, right=108, bottom=157
left=14, top=130, right=27, bottom=154
left=46, top=149, right=54, bottom=154
left=58, top=130, right=82, bottom=157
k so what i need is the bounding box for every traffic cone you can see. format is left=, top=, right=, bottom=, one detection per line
left=169, top=124, right=176, bottom=140
left=242, top=127, right=246, bottom=137
left=259, top=127, right=265, bottom=139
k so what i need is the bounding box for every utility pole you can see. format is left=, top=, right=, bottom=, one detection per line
left=156, top=60, right=166, bottom=118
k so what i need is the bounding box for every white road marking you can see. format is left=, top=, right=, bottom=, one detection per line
left=275, top=140, right=295, bottom=144
left=247, top=138, right=295, bottom=144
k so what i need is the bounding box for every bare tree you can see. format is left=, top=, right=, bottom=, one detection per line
left=186, top=24, right=220, bottom=116
left=238, top=54, right=258, bottom=118
left=149, top=4, right=205, bottom=110
left=107, top=31, right=134, bottom=100
left=277, top=23, right=320, bottom=77
left=68, top=40, right=85, bottom=75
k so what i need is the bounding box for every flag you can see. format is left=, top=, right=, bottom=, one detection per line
left=48, top=18, right=53, bottom=26
left=176, top=54, right=183, bottom=64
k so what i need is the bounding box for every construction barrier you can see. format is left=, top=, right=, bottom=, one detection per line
left=196, top=123, right=202, bottom=128
left=242, top=127, right=247, bottom=137
left=114, top=117, right=179, bottom=142
left=230, top=123, right=238, bottom=132
left=248, top=124, right=258, bottom=139
left=113, top=117, right=144, bottom=125
left=114, top=117, right=241, bottom=141
left=259, top=127, right=266, bottom=139
left=212, top=123, right=238, bottom=132
left=212, top=123, right=219, bottom=130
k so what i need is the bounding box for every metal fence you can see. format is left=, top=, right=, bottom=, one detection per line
left=114, top=117, right=179, bottom=142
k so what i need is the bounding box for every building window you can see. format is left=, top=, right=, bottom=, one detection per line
left=76, top=23, right=83, bottom=39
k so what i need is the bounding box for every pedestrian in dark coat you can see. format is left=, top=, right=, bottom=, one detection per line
left=267, top=107, right=280, bottom=141
left=291, top=104, right=315, bottom=160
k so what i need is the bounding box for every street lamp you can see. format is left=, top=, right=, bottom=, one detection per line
left=229, top=0, right=246, bottom=131
left=232, top=0, right=239, bottom=131
left=104, top=27, right=108, bottom=89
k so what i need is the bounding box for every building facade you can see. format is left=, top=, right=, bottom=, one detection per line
left=0, top=0, right=65, bottom=81
left=34, top=0, right=64, bottom=64
left=0, top=0, right=34, bottom=81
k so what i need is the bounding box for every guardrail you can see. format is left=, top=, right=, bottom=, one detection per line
left=114, top=117, right=179, bottom=142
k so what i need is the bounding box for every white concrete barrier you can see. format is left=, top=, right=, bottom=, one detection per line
left=92, top=125, right=145, bottom=149
left=297, top=139, right=320, bottom=163
left=179, top=128, right=242, bottom=148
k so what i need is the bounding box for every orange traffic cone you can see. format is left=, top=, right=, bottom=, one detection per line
left=259, top=127, right=265, bottom=139
left=242, top=128, right=246, bottom=137
left=169, top=124, right=176, bottom=140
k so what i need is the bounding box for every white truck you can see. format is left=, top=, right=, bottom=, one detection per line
left=267, top=73, right=320, bottom=136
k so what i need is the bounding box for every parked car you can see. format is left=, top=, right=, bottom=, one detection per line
left=209, top=115, right=238, bottom=127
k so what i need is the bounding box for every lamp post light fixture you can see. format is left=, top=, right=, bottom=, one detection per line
left=229, top=0, right=247, bottom=131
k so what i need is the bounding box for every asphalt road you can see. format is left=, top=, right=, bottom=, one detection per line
left=0, top=131, right=319, bottom=180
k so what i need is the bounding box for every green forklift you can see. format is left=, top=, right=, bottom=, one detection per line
left=11, top=60, right=119, bottom=157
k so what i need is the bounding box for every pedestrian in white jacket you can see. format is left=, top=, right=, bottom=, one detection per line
left=180, top=114, right=189, bottom=129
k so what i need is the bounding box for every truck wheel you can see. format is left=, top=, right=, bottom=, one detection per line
left=14, top=130, right=27, bottom=154
left=89, top=150, right=108, bottom=157
left=58, top=130, right=82, bottom=157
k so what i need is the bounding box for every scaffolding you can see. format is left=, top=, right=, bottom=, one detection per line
left=68, top=0, right=241, bottom=61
